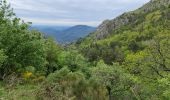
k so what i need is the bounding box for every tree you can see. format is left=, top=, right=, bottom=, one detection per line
left=0, top=50, right=6, bottom=66
left=124, top=33, right=170, bottom=99
left=149, top=34, right=170, bottom=73
left=91, top=60, right=135, bottom=100
left=45, top=38, right=61, bottom=75
left=0, top=0, right=47, bottom=78
left=37, top=67, right=108, bottom=100
left=37, top=67, right=85, bottom=100
left=57, top=46, right=88, bottom=72
left=0, top=49, right=7, bottom=78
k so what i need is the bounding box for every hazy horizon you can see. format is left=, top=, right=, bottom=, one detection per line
left=9, top=0, right=150, bottom=26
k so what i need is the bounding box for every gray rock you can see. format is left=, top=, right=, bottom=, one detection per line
left=94, top=0, right=170, bottom=40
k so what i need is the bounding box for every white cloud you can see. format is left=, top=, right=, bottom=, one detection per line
left=8, top=0, right=150, bottom=26
left=22, top=17, right=101, bottom=26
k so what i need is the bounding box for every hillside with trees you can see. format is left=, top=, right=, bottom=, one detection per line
left=0, top=0, right=170, bottom=100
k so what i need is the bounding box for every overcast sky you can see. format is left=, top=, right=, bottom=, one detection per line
left=8, top=0, right=150, bottom=26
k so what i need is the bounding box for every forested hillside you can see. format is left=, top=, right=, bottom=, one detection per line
left=0, top=0, right=170, bottom=100
left=77, top=0, right=170, bottom=65
left=30, top=25, right=96, bottom=43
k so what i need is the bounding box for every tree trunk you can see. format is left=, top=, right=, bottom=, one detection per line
left=107, top=86, right=112, bottom=100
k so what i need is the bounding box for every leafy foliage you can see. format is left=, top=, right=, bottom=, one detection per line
left=0, top=0, right=170, bottom=100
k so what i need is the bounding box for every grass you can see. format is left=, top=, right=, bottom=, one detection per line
left=0, top=81, right=39, bottom=100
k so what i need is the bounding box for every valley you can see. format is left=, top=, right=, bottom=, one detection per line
left=0, top=0, right=170, bottom=99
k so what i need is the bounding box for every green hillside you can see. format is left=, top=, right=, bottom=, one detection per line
left=77, top=0, right=170, bottom=64
left=0, top=0, right=170, bottom=99
left=75, top=0, right=170, bottom=99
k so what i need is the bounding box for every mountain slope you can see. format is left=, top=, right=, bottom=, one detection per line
left=30, top=25, right=69, bottom=35
left=31, top=25, right=96, bottom=43
left=77, top=0, right=170, bottom=64
left=57, top=25, right=96, bottom=43
left=89, top=0, right=170, bottom=40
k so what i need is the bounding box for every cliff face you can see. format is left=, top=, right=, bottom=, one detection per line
left=94, top=0, right=170, bottom=40
left=96, top=13, right=135, bottom=39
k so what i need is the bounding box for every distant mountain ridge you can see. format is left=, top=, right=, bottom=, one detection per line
left=30, top=25, right=96, bottom=43
left=58, top=25, right=96, bottom=43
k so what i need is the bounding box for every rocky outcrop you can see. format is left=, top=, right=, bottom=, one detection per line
left=95, top=13, right=135, bottom=40
left=94, top=0, right=170, bottom=40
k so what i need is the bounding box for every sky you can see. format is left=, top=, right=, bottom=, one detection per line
left=8, top=0, right=150, bottom=26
